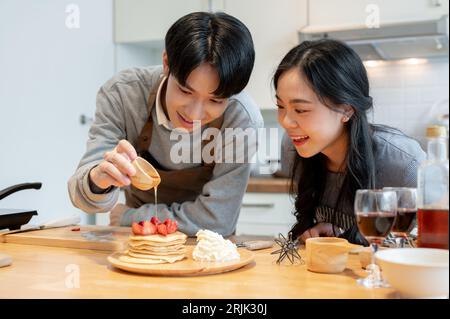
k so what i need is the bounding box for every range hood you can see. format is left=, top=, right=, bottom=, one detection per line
left=299, top=15, right=449, bottom=61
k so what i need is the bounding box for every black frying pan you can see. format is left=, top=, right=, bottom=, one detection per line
left=0, top=183, right=41, bottom=230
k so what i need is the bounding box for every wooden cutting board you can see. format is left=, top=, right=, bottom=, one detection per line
left=108, top=246, right=255, bottom=276
left=1, top=225, right=131, bottom=251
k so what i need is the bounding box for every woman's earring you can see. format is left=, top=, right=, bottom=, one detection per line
left=342, top=116, right=349, bottom=123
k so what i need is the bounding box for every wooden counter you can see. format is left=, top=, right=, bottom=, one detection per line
left=246, top=178, right=290, bottom=193
left=0, top=237, right=398, bottom=299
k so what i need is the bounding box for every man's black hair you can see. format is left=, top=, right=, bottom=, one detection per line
left=165, top=11, right=255, bottom=98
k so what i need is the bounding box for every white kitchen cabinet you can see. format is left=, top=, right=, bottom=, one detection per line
left=308, top=0, right=449, bottom=29
left=223, top=0, right=308, bottom=110
left=236, top=192, right=297, bottom=237
left=114, top=0, right=220, bottom=43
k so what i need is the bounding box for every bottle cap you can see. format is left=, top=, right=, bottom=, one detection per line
left=426, top=125, right=447, bottom=138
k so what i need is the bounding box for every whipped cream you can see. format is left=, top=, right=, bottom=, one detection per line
left=192, top=229, right=240, bottom=262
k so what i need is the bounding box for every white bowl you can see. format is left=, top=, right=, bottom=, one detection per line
left=375, top=248, right=449, bottom=298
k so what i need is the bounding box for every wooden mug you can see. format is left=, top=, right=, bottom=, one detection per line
left=305, top=237, right=362, bottom=274
left=130, top=157, right=161, bottom=191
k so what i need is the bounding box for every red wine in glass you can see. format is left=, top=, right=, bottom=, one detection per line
left=357, top=212, right=396, bottom=243
left=391, top=208, right=417, bottom=237
left=354, top=189, right=397, bottom=288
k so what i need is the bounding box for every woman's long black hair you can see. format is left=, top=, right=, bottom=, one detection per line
left=273, top=39, right=377, bottom=245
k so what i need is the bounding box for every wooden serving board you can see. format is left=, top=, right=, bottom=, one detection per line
left=1, top=225, right=131, bottom=251
left=108, top=246, right=255, bottom=276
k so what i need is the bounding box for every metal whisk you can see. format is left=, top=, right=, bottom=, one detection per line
left=271, top=232, right=303, bottom=265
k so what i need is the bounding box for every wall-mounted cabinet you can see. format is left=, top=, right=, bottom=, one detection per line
left=115, top=0, right=207, bottom=43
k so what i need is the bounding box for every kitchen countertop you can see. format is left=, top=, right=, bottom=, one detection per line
left=246, top=177, right=290, bottom=193
left=0, top=231, right=397, bottom=299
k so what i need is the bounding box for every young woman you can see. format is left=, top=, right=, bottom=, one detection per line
left=68, top=12, right=263, bottom=236
left=275, top=39, right=426, bottom=245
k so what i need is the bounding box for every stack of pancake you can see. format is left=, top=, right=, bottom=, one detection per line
left=119, top=231, right=188, bottom=264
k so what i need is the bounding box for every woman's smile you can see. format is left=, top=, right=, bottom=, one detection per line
left=289, top=134, right=310, bottom=146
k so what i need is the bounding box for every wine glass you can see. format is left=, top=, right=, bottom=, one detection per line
left=383, top=187, right=417, bottom=248
left=354, top=189, right=397, bottom=288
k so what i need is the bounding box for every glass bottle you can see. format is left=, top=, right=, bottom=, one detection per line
left=417, top=125, right=449, bottom=249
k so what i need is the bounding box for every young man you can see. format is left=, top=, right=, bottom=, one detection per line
left=68, top=12, right=263, bottom=236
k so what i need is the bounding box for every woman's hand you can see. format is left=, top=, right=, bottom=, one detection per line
left=89, top=140, right=138, bottom=190
left=299, top=223, right=336, bottom=243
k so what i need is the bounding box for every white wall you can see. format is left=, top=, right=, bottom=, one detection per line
left=368, top=59, right=449, bottom=147
left=0, top=0, right=115, bottom=225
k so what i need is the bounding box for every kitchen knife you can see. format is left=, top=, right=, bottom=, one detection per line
left=0, top=213, right=81, bottom=236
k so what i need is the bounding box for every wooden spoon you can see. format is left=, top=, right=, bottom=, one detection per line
left=130, top=157, right=161, bottom=191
